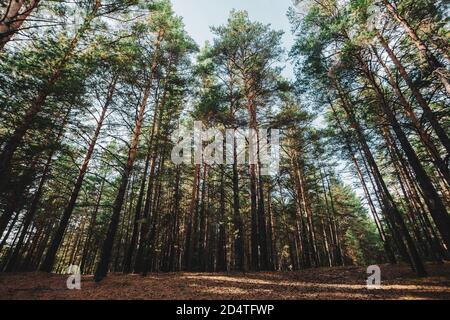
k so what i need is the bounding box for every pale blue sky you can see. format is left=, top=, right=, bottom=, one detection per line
left=171, top=0, right=296, bottom=79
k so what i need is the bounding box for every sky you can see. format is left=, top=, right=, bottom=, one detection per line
left=171, top=0, right=297, bottom=79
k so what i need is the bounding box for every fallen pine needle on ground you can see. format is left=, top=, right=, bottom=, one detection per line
left=1, top=262, right=449, bottom=300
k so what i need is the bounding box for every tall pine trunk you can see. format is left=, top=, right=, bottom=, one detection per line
left=0, top=1, right=101, bottom=193
left=40, top=76, right=116, bottom=272
left=376, top=33, right=450, bottom=156
left=93, top=30, right=163, bottom=281
left=382, top=0, right=450, bottom=95
left=216, top=164, right=227, bottom=271
left=330, top=73, right=425, bottom=275
left=359, top=57, right=450, bottom=257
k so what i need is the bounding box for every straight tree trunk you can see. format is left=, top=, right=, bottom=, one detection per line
left=382, top=0, right=450, bottom=95
left=288, top=147, right=311, bottom=268
left=359, top=56, right=450, bottom=257
left=292, top=152, right=320, bottom=267
left=384, top=126, right=443, bottom=262
left=93, top=29, right=164, bottom=281
left=40, top=76, right=117, bottom=272
left=216, top=164, right=227, bottom=271
left=168, top=166, right=182, bottom=271
left=0, top=1, right=101, bottom=193
left=266, top=183, right=277, bottom=270
left=257, top=162, right=269, bottom=270
left=232, top=137, right=245, bottom=270
left=184, top=163, right=200, bottom=270
left=134, top=62, right=173, bottom=272
left=0, top=107, right=70, bottom=244
left=122, top=151, right=151, bottom=273
left=80, top=179, right=105, bottom=273
left=329, top=105, right=396, bottom=263
left=330, top=74, right=425, bottom=275
left=376, top=33, right=450, bottom=156
left=197, top=163, right=208, bottom=271
left=244, top=75, right=264, bottom=271
left=324, top=173, right=343, bottom=266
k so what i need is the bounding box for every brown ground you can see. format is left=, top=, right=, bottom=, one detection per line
left=1, top=263, right=449, bottom=300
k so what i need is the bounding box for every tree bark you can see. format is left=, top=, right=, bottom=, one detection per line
left=93, top=29, right=163, bottom=281
left=382, top=0, right=450, bottom=95
left=359, top=55, right=450, bottom=258
left=329, top=105, right=396, bottom=264
left=376, top=33, right=450, bottom=156
left=216, top=164, right=227, bottom=271
left=40, top=76, right=116, bottom=272
left=0, top=0, right=101, bottom=195
left=0, top=0, right=40, bottom=50
left=330, top=73, right=426, bottom=276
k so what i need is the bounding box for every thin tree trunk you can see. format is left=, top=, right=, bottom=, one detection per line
left=330, top=75, right=424, bottom=275
left=232, top=131, right=245, bottom=271
left=266, top=183, right=276, bottom=270
left=168, top=166, right=182, bottom=271
left=80, top=179, right=104, bottom=273
left=328, top=99, right=396, bottom=264
left=93, top=29, right=164, bottom=281
left=216, top=164, right=227, bottom=271
left=0, top=1, right=101, bottom=192
left=376, top=33, right=450, bottom=156
left=122, top=151, right=151, bottom=274
left=184, top=163, right=200, bottom=270
left=359, top=55, right=450, bottom=258
left=382, top=0, right=450, bottom=94
left=40, top=76, right=116, bottom=272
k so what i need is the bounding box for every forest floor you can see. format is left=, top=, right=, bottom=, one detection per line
left=1, top=262, right=449, bottom=300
